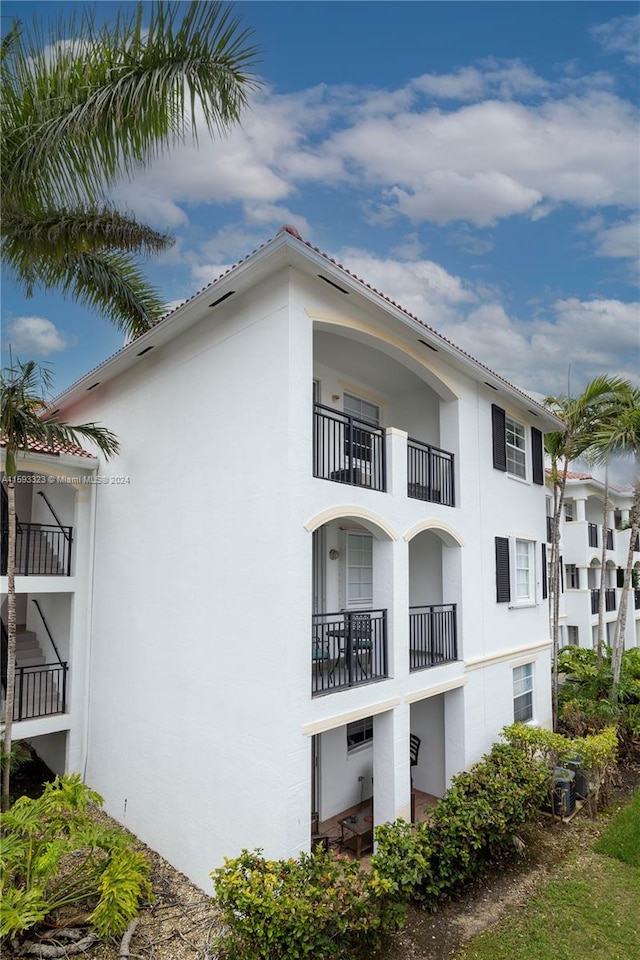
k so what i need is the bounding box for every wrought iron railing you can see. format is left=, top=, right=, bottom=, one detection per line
left=407, top=439, right=455, bottom=507
left=409, top=604, right=457, bottom=671
left=311, top=609, right=387, bottom=695
left=635, top=589, right=640, bottom=610
left=605, top=588, right=617, bottom=612
left=606, top=528, right=614, bottom=550
left=3, top=523, right=73, bottom=576
left=313, top=403, right=385, bottom=491
left=588, top=523, right=599, bottom=548
left=13, top=663, right=67, bottom=721
left=590, top=589, right=599, bottom=615
left=546, top=515, right=554, bottom=543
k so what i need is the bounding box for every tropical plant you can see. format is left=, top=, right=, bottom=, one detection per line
left=1, top=1, right=260, bottom=337
left=1, top=359, right=120, bottom=809
left=583, top=382, right=640, bottom=696
left=0, top=774, right=151, bottom=940
left=544, top=376, right=630, bottom=727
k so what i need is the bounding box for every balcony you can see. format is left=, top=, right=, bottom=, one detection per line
left=590, top=588, right=617, bottom=614
left=407, top=440, right=455, bottom=507
left=409, top=604, right=458, bottom=672
left=11, top=663, right=68, bottom=721
left=313, top=403, right=385, bottom=492
left=1, top=522, right=73, bottom=576
left=311, top=609, right=388, bottom=696
left=546, top=515, right=554, bottom=543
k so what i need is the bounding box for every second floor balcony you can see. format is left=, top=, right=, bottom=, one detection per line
left=1, top=522, right=73, bottom=577
left=312, top=609, right=388, bottom=696
left=590, top=588, right=617, bottom=615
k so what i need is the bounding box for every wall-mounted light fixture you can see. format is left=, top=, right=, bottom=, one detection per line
left=332, top=394, right=340, bottom=402
left=329, top=549, right=339, bottom=560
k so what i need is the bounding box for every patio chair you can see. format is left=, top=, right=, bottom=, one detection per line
left=410, top=734, right=421, bottom=788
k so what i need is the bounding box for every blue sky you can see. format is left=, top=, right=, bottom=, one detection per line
left=2, top=1, right=639, bottom=407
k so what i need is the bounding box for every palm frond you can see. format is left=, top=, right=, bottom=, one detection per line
left=1, top=359, right=119, bottom=475
left=2, top=1, right=261, bottom=210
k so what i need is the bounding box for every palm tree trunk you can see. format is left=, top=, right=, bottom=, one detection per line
left=1, top=479, right=17, bottom=809
left=611, top=479, right=640, bottom=697
left=550, top=458, right=569, bottom=730
left=596, top=468, right=609, bottom=669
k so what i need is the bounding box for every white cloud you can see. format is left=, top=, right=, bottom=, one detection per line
left=592, top=14, right=640, bottom=64
left=5, top=316, right=75, bottom=356
left=110, top=68, right=638, bottom=234
left=413, top=58, right=549, bottom=101
left=593, top=215, right=640, bottom=260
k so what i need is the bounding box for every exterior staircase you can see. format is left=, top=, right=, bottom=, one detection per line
left=12, top=623, right=65, bottom=720
left=15, top=528, right=65, bottom=576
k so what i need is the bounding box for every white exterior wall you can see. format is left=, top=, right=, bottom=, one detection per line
left=48, top=241, right=555, bottom=890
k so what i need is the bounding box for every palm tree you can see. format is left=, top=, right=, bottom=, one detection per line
left=544, top=376, right=628, bottom=728
left=585, top=383, right=640, bottom=695
left=1, top=359, right=120, bottom=809
left=2, top=2, right=260, bottom=338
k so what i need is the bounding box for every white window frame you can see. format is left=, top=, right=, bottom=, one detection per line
left=346, top=717, right=373, bottom=753
left=343, top=392, right=380, bottom=427
left=565, top=563, right=579, bottom=590
left=505, top=416, right=526, bottom=479
left=512, top=538, right=535, bottom=605
left=346, top=532, right=373, bottom=609
left=564, top=501, right=575, bottom=522
left=567, top=625, right=579, bottom=646
left=513, top=663, right=534, bottom=723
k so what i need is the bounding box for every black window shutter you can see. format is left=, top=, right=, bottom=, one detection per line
left=617, top=567, right=624, bottom=588
left=560, top=556, right=564, bottom=593
left=542, top=543, right=547, bottom=600
left=495, top=537, right=511, bottom=603
left=492, top=405, right=507, bottom=472
left=531, top=427, right=544, bottom=485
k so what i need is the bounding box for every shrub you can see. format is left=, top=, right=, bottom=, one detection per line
left=0, top=774, right=151, bottom=941
left=371, top=743, right=547, bottom=907
left=210, top=847, right=404, bottom=960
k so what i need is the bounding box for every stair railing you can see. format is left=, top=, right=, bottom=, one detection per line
left=31, top=599, right=63, bottom=666
left=36, top=491, right=71, bottom=541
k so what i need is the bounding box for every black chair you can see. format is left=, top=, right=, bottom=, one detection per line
left=410, top=734, right=421, bottom=787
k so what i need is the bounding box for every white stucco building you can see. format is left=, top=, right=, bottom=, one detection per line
left=547, top=472, right=640, bottom=651
left=2, top=227, right=562, bottom=890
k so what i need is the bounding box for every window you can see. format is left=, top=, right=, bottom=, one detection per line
left=564, top=501, right=575, bottom=522
left=566, top=564, right=580, bottom=589
left=495, top=536, right=538, bottom=605
left=343, top=393, right=380, bottom=427
left=567, top=625, right=579, bottom=646
left=513, top=663, right=533, bottom=722
left=506, top=417, right=526, bottom=479
left=347, top=533, right=373, bottom=607
left=515, top=539, right=534, bottom=602
left=347, top=717, right=373, bottom=752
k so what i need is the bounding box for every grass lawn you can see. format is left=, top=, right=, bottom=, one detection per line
left=459, top=792, right=640, bottom=960
left=593, top=789, right=640, bottom=869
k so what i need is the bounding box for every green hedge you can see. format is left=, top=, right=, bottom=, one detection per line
left=210, top=847, right=404, bottom=960
left=371, top=743, right=548, bottom=906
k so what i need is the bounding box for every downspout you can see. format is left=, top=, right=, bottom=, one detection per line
left=80, top=474, right=99, bottom=781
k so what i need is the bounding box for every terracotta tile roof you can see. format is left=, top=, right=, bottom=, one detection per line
left=1, top=435, right=95, bottom=459
left=52, top=226, right=559, bottom=418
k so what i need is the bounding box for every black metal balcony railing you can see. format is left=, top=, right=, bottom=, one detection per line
left=606, top=528, right=614, bottom=550
left=605, top=588, right=617, bottom=612
left=409, top=604, right=457, bottom=672
left=311, top=609, right=388, bottom=695
left=634, top=534, right=640, bottom=553
left=12, top=663, right=67, bottom=721
left=407, top=439, right=455, bottom=507
left=588, top=523, right=599, bottom=548
left=590, top=589, right=599, bottom=615
left=546, top=515, right=554, bottom=543
left=635, top=589, right=640, bottom=610
left=1, top=523, right=73, bottom=576
left=313, top=403, right=385, bottom=491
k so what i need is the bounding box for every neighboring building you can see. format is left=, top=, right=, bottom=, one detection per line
left=546, top=472, right=640, bottom=651
left=2, top=227, right=560, bottom=890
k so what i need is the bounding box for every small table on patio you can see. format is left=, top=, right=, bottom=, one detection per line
left=339, top=811, right=373, bottom=858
